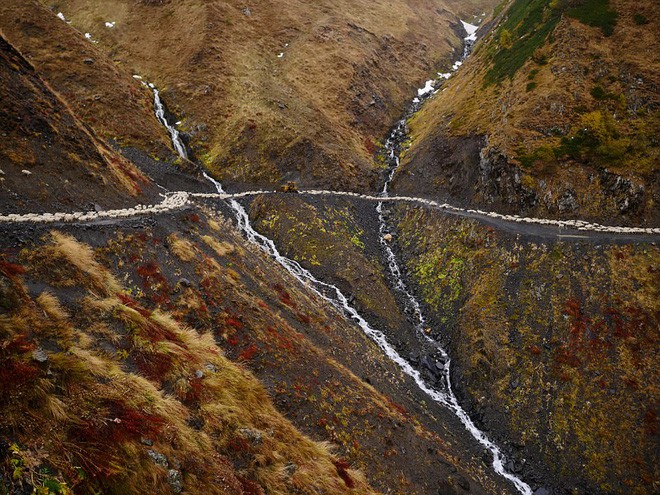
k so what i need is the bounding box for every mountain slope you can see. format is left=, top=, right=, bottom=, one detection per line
left=45, top=0, right=497, bottom=191
left=394, top=0, right=659, bottom=226
left=0, top=203, right=516, bottom=494
left=0, top=34, right=158, bottom=214
left=0, top=0, right=171, bottom=156
left=393, top=206, right=659, bottom=494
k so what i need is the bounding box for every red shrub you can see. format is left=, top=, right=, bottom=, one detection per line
left=137, top=262, right=160, bottom=278
left=0, top=359, right=39, bottom=398
left=564, top=298, right=587, bottom=335
left=333, top=459, right=355, bottom=489
left=72, top=399, right=165, bottom=446
left=226, top=317, right=244, bottom=330
left=69, top=399, right=165, bottom=478
left=237, top=476, right=264, bottom=495
left=227, top=436, right=251, bottom=453
left=135, top=351, right=173, bottom=382
left=2, top=334, right=35, bottom=355
left=0, top=260, right=26, bottom=277
left=238, top=344, right=258, bottom=361
left=554, top=347, right=581, bottom=368
left=529, top=345, right=541, bottom=356
left=266, top=327, right=294, bottom=352
left=643, top=409, right=657, bottom=436
left=296, top=312, right=312, bottom=325
left=273, top=284, right=296, bottom=308
left=364, top=137, right=376, bottom=155
left=185, top=376, right=204, bottom=404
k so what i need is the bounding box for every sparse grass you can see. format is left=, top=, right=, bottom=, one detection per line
left=1, top=231, right=377, bottom=494
left=168, top=233, right=197, bottom=262
left=396, top=207, right=659, bottom=494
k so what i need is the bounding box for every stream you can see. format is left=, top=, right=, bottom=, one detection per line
left=374, top=21, right=532, bottom=495
left=149, top=19, right=532, bottom=495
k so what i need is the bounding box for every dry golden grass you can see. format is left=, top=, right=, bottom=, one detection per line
left=1, top=232, right=377, bottom=494
left=44, top=0, right=497, bottom=190
left=201, top=235, right=235, bottom=257
left=168, top=233, right=198, bottom=262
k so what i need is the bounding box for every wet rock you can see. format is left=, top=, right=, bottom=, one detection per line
left=557, top=190, right=578, bottom=213
left=148, top=449, right=169, bottom=468
left=242, top=7, right=251, bottom=16
left=194, top=369, right=204, bottom=379
left=456, top=475, right=470, bottom=491
left=140, top=438, right=154, bottom=446
left=178, top=278, right=192, bottom=288
left=167, top=469, right=183, bottom=493
left=32, top=348, right=48, bottom=363
left=239, top=428, right=263, bottom=445
left=83, top=58, right=94, bottom=65
left=205, top=363, right=217, bottom=373
left=283, top=462, right=297, bottom=476
left=533, top=488, right=550, bottom=495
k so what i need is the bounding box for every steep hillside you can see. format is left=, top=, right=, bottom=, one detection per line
left=0, top=205, right=515, bottom=494
left=0, top=0, right=171, bottom=156
left=44, top=0, right=497, bottom=191
left=394, top=0, right=659, bottom=226
left=393, top=206, right=659, bottom=494
left=0, top=34, right=159, bottom=214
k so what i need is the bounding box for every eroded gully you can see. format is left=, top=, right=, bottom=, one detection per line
left=148, top=19, right=532, bottom=495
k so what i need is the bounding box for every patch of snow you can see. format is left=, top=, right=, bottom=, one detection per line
left=105, top=21, right=116, bottom=28
left=452, top=60, right=463, bottom=71
left=412, top=97, right=420, bottom=104
left=277, top=52, right=284, bottom=58
left=461, top=20, right=479, bottom=42
left=417, top=79, right=435, bottom=96
left=437, top=72, right=451, bottom=79
left=132, top=75, right=143, bottom=80
left=56, top=12, right=70, bottom=23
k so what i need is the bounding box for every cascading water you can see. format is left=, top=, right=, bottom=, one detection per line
left=149, top=20, right=532, bottom=491
left=152, top=87, right=188, bottom=160
left=376, top=21, right=532, bottom=495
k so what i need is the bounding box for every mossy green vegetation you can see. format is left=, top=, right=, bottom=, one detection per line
left=485, top=0, right=563, bottom=85
left=485, top=0, right=619, bottom=85
left=566, top=0, right=618, bottom=36
left=395, top=207, right=659, bottom=494
left=249, top=195, right=403, bottom=329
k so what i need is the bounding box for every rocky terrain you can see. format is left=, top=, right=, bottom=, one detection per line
left=393, top=0, right=659, bottom=226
